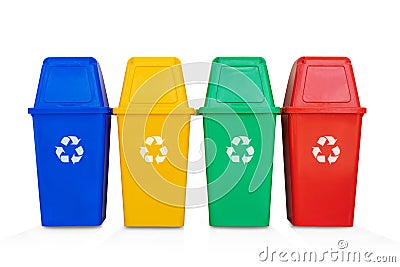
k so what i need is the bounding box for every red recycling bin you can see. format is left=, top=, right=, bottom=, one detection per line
left=281, top=57, right=366, bottom=226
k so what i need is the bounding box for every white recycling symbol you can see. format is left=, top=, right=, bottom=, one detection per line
left=226, top=136, right=254, bottom=164
left=55, top=136, right=84, bottom=165
left=140, top=136, right=168, bottom=164
left=312, top=135, right=341, bottom=165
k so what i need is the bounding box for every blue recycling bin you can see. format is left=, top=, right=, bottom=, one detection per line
left=28, top=57, right=111, bottom=226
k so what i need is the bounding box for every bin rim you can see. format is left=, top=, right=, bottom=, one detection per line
left=197, top=106, right=281, bottom=114
left=281, top=107, right=366, bottom=114
left=113, top=106, right=196, bottom=115
left=28, top=107, right=112, bottom=115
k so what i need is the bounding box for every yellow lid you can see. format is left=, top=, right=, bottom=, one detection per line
left=114, top=57, right=195, bottom=115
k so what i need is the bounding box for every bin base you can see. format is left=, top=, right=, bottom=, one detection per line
left=41, top=216, right=105, bottom=227
left=124, top=218, right=184, bottom=227
left=122, top=188, right=185, bottom=227
left=288, top=221, right=354, bottom=227
left=208, top=203, right=270, bottom=227
left=123, top=202, right=185, bottom=227
left=124, top=225, right=183, bottom=228
left=209, top=223, right=269, bottom=227
left=288, top=216, right=354, bottom=227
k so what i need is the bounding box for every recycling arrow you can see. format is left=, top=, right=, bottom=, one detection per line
left=61, top=137, right=70, bottom=146
left=69, top=136, right=81, bottom=145
left=140, top=136, right=168, bottom=164
left=328, top=155, right=338, bottom=164
left=71, top=155, right=82, bottom=164
left=226, top=147, right=235, bottom=157
left=246, top=146, right=254, bottom=155
left=317, top=155, right=326, bottom=163
left=240, top=136, right=251, bottom=145
left=226, top=136, right=255, bottom=164
left=140, top=147, right=149, bottom=158
left=242, top=155, right=252, bottom=163
left=231, top=155, right=240, bottom=163
left=144, top=155, right=153, bottom=162
left=155, top=155, right=166, bottom=164
left=326, top=136, right=337, bottom=145
left=312, top=147, right=321, bottom=158
left=61, top=156, right=69, bottom=163
left=55, top=135, right=84, bottom=165
left=55, top=147, right=65, bottom=158
left=331, top=146, right=340, bottom=156
left=145, top=137, right=154, bottom=146
left=159, top=146, right=168, bottom=156
left=317, top=136, right=326, bottom=146
left=312, top=135, right=341, bottom=165
left=231, top=137, right=241, bottom=146
left=75, top=146, right=84, bottom=156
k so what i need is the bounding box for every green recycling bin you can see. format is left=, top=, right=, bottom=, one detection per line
left=198, top=57, right=280, bottom=226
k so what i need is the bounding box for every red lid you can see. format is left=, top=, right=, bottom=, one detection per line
left=282, top=57, right=366, bottom=114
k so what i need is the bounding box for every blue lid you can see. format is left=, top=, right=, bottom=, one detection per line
left=28, top=57, right=111, bottom=114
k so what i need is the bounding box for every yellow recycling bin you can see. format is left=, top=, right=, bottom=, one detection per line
left=114, top=57, right=195, bottom=227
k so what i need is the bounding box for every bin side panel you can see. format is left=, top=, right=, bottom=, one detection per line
left=204, top=113, right=276, bottom=226
left=117, top=114, right=190, bottom=226
left=101, top=115, right=111, bottom=220
left=288, top=113, right=362, bottom=226
left=281, top=114, right=293, bottom=222
left=32, top=114, right=109, bottom=226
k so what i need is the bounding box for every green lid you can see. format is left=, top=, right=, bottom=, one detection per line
left=198, top=57, right=280, bottom=114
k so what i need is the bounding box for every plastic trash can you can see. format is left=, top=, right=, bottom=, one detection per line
left=28, top=57, right=111, bottom=226
left=198, top=57, right=280, bottom=226
left=114, top=57, right=195, bottom=227
left=281, top=57, right=366, bottom=226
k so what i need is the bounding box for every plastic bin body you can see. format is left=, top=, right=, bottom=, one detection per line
left=199, top=57, right=280, bottom=226
left=28, top=57, right=111, bottom=226
left=282, top=57, right=366, bottom=226
left=114, top=57, right=194, bottom=227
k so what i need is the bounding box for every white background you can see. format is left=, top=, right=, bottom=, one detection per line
left=0, top=1, right=399, bottom=266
